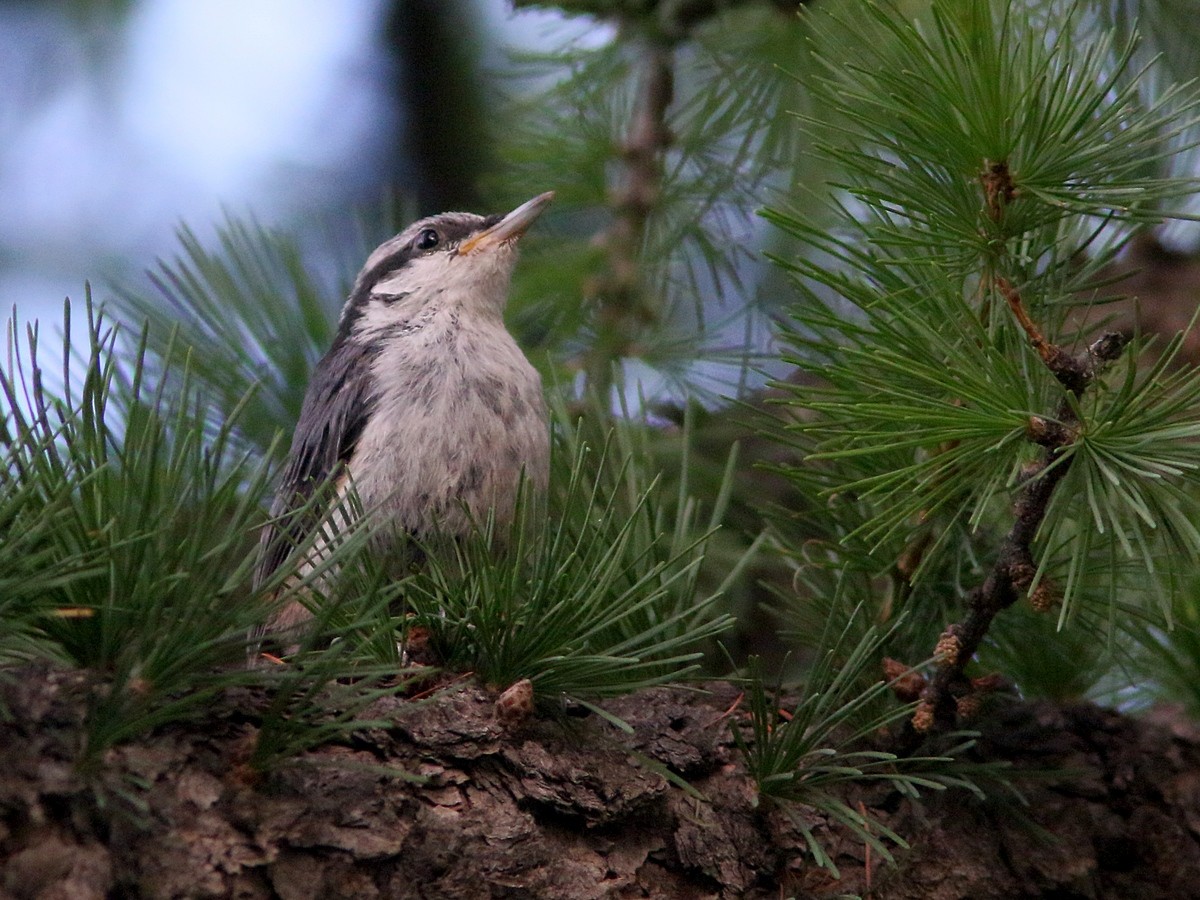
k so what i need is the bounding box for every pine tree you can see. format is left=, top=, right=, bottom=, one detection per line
left=6, top=0, right=1200, bottom=889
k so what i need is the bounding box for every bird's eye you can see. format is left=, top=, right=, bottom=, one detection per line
left=415, top=228, right=440, bottom=251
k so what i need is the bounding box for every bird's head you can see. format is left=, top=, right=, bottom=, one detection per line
left=339, top=191, right=554, bottom=338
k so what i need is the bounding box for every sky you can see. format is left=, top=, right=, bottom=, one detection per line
left=0, top=0, right=574, bottom=328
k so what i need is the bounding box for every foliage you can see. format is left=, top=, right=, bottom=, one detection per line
left=111, top=218, right=356, bottom=464
left=766, top=0, right=1200, bottom=699
left=10, top=0, right=1200, bottom=885
left=731, top=615, right=1004, bottom=876
left=0, top=285, right=750, bottom=766
left=1120, top=577, right=1200, bottom=716
left=0, top=297, right=422, bottom=769
left=403, top=406, right=751, bottom=700
left=494, top=3, right=813, bottom=405
left=1, top=295, right=273, bottom=760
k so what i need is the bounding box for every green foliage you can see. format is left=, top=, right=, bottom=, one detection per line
left=766, top=0, right=1200, bottom=682
left=0, top=296, right=424, bottom=767
left=978, top=601, right=1117, bottom=701
left=1, top=295, right=269, bottom=759
left=1099, top=0, right=1200, bottom=167
left=802, top=0, right=1199, bottom=275
left=402, top=407, right=750, bottom=700
left=1, top=275, right=753, bottom=767
left=493, top=6, right=811, bottom=404
left=731, top=616, right=1002, bottom=876
left=110, top=216, right=374, bottom=463
left=0, top=317, right=106, bottom=660
left=1118, top=573, right=1200, bottom=715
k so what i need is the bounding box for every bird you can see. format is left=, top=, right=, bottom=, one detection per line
left=254, top=192, right=555, bottom=635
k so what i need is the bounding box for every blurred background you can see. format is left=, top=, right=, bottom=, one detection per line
left=8, top=0, right=1197, bottom=406
left=0, top=0, right=587, bottom=326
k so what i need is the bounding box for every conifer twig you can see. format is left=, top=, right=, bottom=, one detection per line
left=513, top=1, right=806, bottom=32
left=996, top=278, right=1095, bottom=394
left=585, top=34, right=674, bottom=396
left=914, top=281, right=1127, bottom=731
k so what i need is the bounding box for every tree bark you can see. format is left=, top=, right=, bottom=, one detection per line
left=2, top=663, right=1199, bottom=898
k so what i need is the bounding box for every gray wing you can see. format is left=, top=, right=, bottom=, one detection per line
left=254, top=338, right=378, bottom=587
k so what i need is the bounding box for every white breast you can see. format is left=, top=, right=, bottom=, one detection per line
left=349, top=308, right=549, bottom=539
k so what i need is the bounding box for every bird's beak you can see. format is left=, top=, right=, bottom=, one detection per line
left=458, top=191, right=555, bottom=255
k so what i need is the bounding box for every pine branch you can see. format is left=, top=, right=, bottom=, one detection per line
left=769, top=0, right=1200, bottom=728
left=915, top=283, right=1128, bottom=731
left=512, top=0, right=807, bottom=34
left=585, top=33, right=674, bottom=397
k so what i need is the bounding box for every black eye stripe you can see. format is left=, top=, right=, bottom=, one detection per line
left=342, top=213, right=490, bottom=324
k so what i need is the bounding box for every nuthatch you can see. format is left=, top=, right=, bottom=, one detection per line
left=255, top=192, right=554, bottom=632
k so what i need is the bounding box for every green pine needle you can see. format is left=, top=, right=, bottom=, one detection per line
left=398, top=410, right=749, bottom=700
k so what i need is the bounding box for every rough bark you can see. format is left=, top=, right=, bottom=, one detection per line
left=2, top=663, right=1200, bottom=899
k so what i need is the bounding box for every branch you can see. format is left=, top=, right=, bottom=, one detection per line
left=584, top=34, right=674, bottom=396
left=535, top=1, right=811, bottom=398
left=912, top=281, right=1128, bottom=731
left=512, top=1, right=808, bottom=34
left=996, top=278, right=1093, bottom=394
